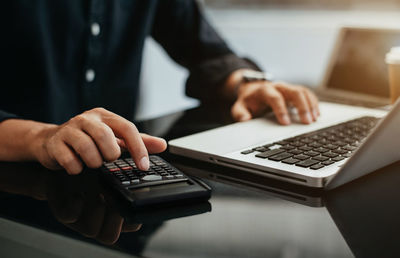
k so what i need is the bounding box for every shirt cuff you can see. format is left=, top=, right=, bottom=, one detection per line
left=185, top=54, right=262, bottom=102
left=0, top=110, right=18, bottom=123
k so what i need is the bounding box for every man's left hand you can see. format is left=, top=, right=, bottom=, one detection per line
left=225, top=70, right=320, bottom=125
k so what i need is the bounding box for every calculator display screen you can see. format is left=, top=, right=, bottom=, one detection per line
left=129, top=182, right=190, bottom=193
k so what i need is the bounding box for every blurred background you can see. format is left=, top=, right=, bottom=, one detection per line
left=134, top=0, right=400, bottom=121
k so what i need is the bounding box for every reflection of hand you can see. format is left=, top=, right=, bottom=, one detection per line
left=0, top=163, right=142, bottom=245
left=0, top=162, right=48, bottom=200
left=33, top=108, right=167, bottom=175
left=225, top=69, right=320, bottom=125
left=45, top=171, right=141, bottom=245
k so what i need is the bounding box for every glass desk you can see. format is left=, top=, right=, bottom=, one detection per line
left=0, top=106, right=399, bottom=258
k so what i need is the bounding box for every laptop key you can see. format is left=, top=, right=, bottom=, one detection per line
left=304, top=151, right=319, bottom=157
left=343, top=145, right=357, bottom=151
left=313, top=155, right=329, bottom=161
left=275, top=140, right=289, bottom=145
left=282, top=157, right=301, bottom=164
left=333, top=141, right=347, bottom=147
left=342, top=153, right=352, bottom=158
left=332, top=156, right=345, bottom=162
left=290, top=141, right=304, bottom=147
left=333, top=149, right=348, bottom=154
left=293, top=154, right=310, bottom=160
left=308, top=142, right=322, bottom=148
left=325, top=144, right=338, bottom=150
left=241, top=149, right=254, bottom=155
left=296, top=159, right=320, bottom=168
left=300, top=138, right=313, bottom=144
left=324, top=152, right=339, bottom=158
left=253, top=147, right=268, bottom=152
left=299, top=146, right=312, bottom=151
left=280, top=145, right=295, bottom=150
left=269, top=152, right=293, bottom=161
left=314, top=147, right=329, bottom=153
left=255, top=148, right=285, bottom=159
left=310, top=164, right=325, bottom=170
left=288, top=149, right=303, bottom=155
left=322, top=160, right=335, bottom=166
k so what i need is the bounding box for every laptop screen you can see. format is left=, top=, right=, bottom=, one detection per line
left=325, top=28, right=400, bottom=98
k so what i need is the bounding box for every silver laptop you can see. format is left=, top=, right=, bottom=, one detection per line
left=316, top=26, right=400, bottom=107
left=169, top=27, right=400, bottom=189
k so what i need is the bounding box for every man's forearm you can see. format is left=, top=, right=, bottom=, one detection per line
left=0, top=119, right=55, bottom=161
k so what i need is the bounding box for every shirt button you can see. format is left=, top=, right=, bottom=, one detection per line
left=85, top=69, right=95, bottom=82
left=91, top=23, right=100, bottom=36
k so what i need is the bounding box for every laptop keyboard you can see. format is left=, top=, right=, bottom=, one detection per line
left=240, top=116, right=379, bottom=170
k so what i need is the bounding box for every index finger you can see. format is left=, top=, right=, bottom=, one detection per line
left=262, top=87, right=291, bottom=125
left=99, top=110, right=149, bottom=171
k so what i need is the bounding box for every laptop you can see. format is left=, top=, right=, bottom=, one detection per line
left=316, top=26, right=400, bottom=107
left=170, top=155, right=325, bottom=207
left=169, top=27, right=400, bottom=189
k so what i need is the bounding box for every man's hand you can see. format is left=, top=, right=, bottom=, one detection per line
left=31, top=108, right=166, bottom=175
left=224, top=69, right=320, bottom=125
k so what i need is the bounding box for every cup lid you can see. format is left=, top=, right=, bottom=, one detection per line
left=386, top=47, right=400, bottom=64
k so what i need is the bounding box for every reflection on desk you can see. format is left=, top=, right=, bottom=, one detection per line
left=1, top=106, right=399, bottom=257
left=171, top=151, right=400, bottom=258
left=0, top=162, right=210, bottom=257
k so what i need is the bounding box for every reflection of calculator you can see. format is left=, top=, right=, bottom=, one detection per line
left=101, top=155, right=211, bottom=208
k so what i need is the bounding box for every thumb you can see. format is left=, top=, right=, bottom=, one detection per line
left=231, top=100, right=252, bottom=122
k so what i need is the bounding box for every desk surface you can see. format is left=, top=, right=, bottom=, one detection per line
left=0, top=107, right=399, bottom=258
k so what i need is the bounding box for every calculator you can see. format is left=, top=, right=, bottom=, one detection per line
left=101, top=155, right=211, bottom=208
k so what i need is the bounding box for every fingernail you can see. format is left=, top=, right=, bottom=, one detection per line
left=282, top=115, right=291, bottom=125
left=139, top=156, right=149, bottom=171
left=239, top=114, right=251, bottom=122
left=312, top=109, right=318, bottom=120
left=305, top=112, right=312, bottom=123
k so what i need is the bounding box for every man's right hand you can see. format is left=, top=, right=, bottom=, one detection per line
left=33, top=108, right=167, bottom=175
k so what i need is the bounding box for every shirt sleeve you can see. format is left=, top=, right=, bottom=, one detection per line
left=0, top=110, right=18, bottom=123
left=151, top=0, right=261, bottom=102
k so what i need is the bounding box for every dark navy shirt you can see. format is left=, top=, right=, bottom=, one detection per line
left=0, top=0, right=257, bottom=124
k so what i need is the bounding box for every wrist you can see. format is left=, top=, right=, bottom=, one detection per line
left=223, top=69, right=274, bottom=101
left=27, top=122, right=57, bottom=162
left=222, top=69, right=248, bottom=101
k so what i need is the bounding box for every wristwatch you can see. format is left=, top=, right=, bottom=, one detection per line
left=235, top=70, right=274, bottom=94
left=242, top=70, right=274, bottom=83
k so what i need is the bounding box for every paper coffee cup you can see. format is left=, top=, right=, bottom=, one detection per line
left=386, top=47, right=400, bottom=104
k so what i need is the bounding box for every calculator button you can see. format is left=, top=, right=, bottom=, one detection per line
left=141, top=175, right=162, bottom=181
left=174, top=174, right=185, bottom=178
left=121, top=180, right=130, bottom=185
left=121, top=166, right=132, bottom=170
left=107, top=165, right=118, bottom=169
left=165, top=175, right=174, bottom=179
left=130, top=179, right=140, bottom=184
left=109, top=168, right=120, bottom=172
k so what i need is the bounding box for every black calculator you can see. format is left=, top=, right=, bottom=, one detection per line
left=101, top=155, right=211, bottom=208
